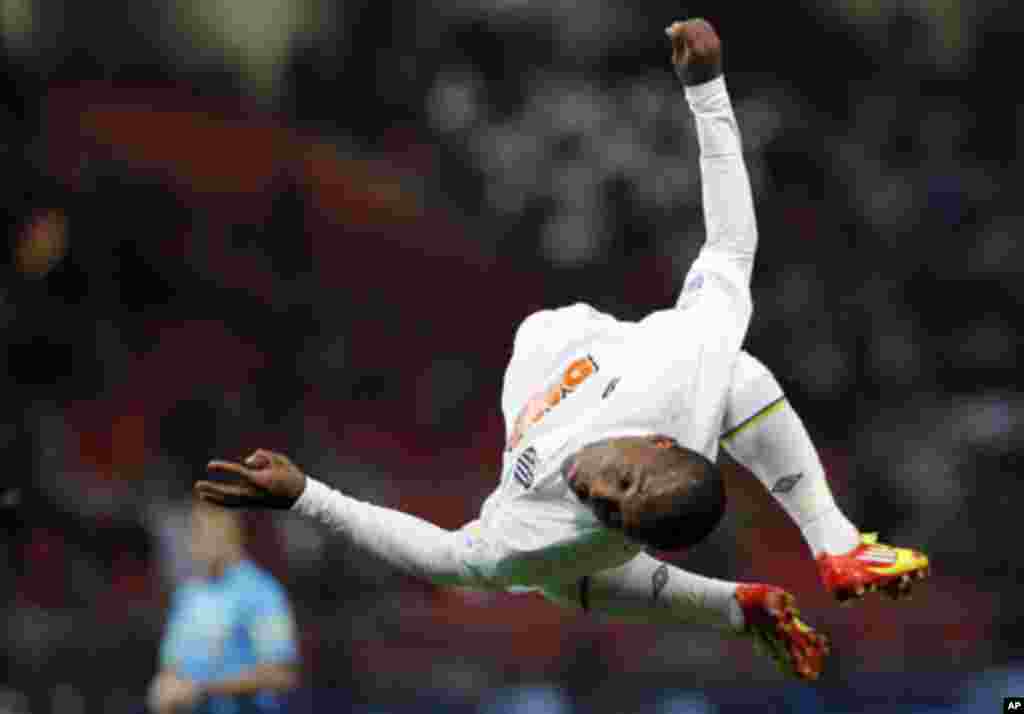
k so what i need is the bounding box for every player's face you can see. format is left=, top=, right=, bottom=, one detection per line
left=563, top=455, right=640, bottom=532
left=562, top=437, right=682, bottom=545
left=189, top=508, right=220, bottom=572
left=190, top=512, right=217, bottom=571
left=189, top=503, right=241, bottom=574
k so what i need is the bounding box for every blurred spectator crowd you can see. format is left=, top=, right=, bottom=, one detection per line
left=2, top=0, right=1022, bottom=711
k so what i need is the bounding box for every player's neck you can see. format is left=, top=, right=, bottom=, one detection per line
left=207, top=550, right=244, bottom=579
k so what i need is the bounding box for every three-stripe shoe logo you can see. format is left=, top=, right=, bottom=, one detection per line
left=855, top=546, right=898, bottom=565
left=513, top=447, right=538, bottom=488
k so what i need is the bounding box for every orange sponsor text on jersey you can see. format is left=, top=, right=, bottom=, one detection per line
left=507, top=355, right=599, bottom=451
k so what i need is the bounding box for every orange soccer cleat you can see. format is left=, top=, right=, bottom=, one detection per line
left=735, top=584, right=829, bottom=681
left=817, top=533, right=931, bottom=604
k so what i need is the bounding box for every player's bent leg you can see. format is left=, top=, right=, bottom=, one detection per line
left=541, top=553, right=739, bottom=628
left=722, top=352, right=932, bottom=604
left=722, top=352, right=860, bottom=557
left=540, top=554, right=828, bottom=681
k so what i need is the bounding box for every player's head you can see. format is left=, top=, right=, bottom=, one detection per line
left=562, top=435, right=726, bottom=550
left=190, top=499, right=245, bottom=575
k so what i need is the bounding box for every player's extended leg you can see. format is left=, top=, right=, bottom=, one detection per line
left=722, top=352, right=930, bottom=603
left=540, top=553, right=828, bottom=681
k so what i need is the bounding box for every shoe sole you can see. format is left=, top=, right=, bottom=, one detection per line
left=833, top=564, right=931, bottom=605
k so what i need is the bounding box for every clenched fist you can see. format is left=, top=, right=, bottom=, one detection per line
left=197, top=449, right=306, bottom=509
left=665, top=18, right=722, bottom=86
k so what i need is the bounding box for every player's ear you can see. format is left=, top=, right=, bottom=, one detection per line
left=558, top=454, right=578, bottom=483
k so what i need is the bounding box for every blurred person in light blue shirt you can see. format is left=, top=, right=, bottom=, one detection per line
left=148, top=501, right=299, bottom=714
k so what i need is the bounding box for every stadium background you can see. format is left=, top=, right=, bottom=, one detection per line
left=1, top=0, right=1022, bottom=712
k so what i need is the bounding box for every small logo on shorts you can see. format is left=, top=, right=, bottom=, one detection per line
left=651, top=564, right=669, bottom=604
left=602, top=377, right=620, bottom=399
left=684, top=273, right=704, bottom=293
left=771, top=473, right=803, bottom=494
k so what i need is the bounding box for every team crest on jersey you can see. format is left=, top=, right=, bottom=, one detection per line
left=507, top=355, right=599, bottom=451
left=512, top=447, right=538, bottom=488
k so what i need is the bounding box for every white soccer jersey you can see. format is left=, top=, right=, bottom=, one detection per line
left=461, top=252, right=753, bottom=587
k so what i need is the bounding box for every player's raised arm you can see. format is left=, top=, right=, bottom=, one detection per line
left=198, top=450, right=489, bottom=588
left=668, top=19, right=757, bottom=338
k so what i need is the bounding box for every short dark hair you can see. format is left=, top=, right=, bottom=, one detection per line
left=572, top=435, right=726, bottom=551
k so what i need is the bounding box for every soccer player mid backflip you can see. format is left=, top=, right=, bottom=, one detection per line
left=196, top=18, right=930, bottom=681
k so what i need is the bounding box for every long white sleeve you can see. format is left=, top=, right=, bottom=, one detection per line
left=677, top=76, right=757, bottom=339
left=292, top=478, right=485, bottom=588
left=687, top=76, right=757, bottom=266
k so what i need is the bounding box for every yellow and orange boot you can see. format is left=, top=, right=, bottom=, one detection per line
left=817, top=533, right=930, bottom=604
left=735, top=584, right=829, bottom=681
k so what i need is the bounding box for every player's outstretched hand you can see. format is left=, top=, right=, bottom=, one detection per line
left=665, top=18, right=722, bottom=86
left=197, top=449, right=306, bottom=509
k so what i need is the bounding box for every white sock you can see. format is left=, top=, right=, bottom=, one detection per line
left=800, top=506, right=864, bottom=557
left=722, top=353, right=861, bottom=557
left=542, top=553, right=744, bottom=631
